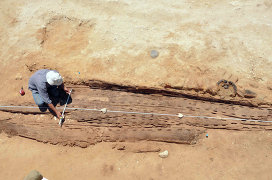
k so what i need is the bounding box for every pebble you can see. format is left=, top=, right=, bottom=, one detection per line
left=244, top=89, right=257, bottom=98
left=159, top=150, right=168, bottom=158
left=101, top=108, right=107, bottom=114
left=24, top=170, right=44, bottom=180
left=15, top=74, right=22, bottom=80
left=178, top=113, right=184, bottom=118
left=150, top=50, right=159, bottom=58
left=117, top=145, right=126, bottom=150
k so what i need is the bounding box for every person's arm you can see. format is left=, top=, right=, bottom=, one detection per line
left=48, top=103, right=61, bottom=119
left=37, top=82, right=62, bottom=119
left=60, top=83, right=69, bottom=94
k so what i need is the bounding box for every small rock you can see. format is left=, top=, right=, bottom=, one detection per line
left=112, top=144, right=117, bottom=149
left=150, top=50, right=159, bottom=58
left=178, top=113, right=184, bottom=118
left=163, top=84, right=172, bottom=88
left=159, top=150, right=168, bottom=158
left=24, top=170, right=43, bottom=180
left=101, top=108, right=107, bottom=114
left=244, top=89, right=257, bottom=98
left=116, top=145, right=126, bottom=150
left=15, top=74, right=22, bottom=80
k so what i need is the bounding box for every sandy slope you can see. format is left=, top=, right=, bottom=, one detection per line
left=1, top=130, right=272, bottom=180
left=0, top=0, right=272, bottom=105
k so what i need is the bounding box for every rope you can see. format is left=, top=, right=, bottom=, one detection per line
left=0, top=105, right=272, bottom=123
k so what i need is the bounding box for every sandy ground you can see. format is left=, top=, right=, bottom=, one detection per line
left=1, top=0, right=272, bottom=179
left=0, top=0, right=272, bottom=105
left=1, top=130, right=272, bottom=180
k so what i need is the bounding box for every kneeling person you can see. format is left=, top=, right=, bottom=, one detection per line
left=28, top=69, right=70, bottom=119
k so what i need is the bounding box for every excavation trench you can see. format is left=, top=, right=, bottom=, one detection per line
left=71, top=80, right=269, bottom=107
left=0, top=83, right=272, bottom=148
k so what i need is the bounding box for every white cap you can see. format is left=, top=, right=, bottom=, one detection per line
left=46, top=71, right=63, bottom=86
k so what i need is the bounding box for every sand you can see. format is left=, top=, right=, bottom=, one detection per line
left=1, top=130, right=272, bottom=180
left=1, top=0, right=272, bottom=179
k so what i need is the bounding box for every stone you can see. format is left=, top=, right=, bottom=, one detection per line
left=244, top=89, right=257, bottom=98
left=15, top=73, right=22, bottom=80
left=159, top=150, right=168, bottom=158
left=101, top=108, right=107, bottom=114
left=150, top=50, right=159, bottom=58
left=178, top=113, right=184, bottom=118
left=24, top=170, right=43, bottom=180
left=116, top=145, right=126, bottom=150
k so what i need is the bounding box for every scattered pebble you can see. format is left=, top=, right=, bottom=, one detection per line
left=113, top=144, right=126, bottom=150
left=101, top=108, right=107, bottom=114
left=117, top=145, right=126, bottom=151
left=244, top=89, right=257, bottom=98
left=24, top=170, right=44, bottom=180
left=159, top=150, right=168, bottom=158
left=15, top=74, right=22, bottom=80
left=178, top=113, right=184, bottom=118
left=150, top=50, right=159, bottom=58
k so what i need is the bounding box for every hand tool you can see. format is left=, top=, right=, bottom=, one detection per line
left=59, top=89, right=72, bottom=127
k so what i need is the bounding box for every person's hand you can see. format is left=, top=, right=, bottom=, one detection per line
left=63, top=87, right=70, bottom=94
left=60, top=83, right=70, bottom=94
left=56, top=111, right=62, bottom=119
